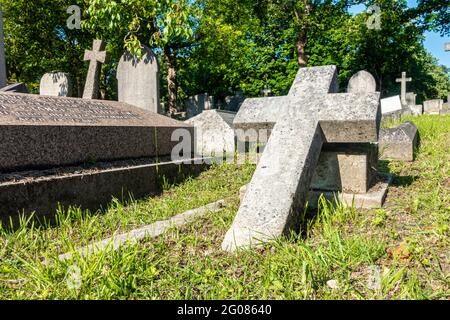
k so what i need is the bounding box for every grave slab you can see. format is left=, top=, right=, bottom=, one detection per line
left=0, top=83, right=28, bottom=93
left=380, top=95, right=402, bottom=115
left=0, top=93, right=193, bottom=171
left=222, top=65, right=380, bottom=251
left=379, top=121, right=418, bottom=162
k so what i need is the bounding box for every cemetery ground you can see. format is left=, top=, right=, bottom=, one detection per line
left=0, top=115, right=448, bottom=300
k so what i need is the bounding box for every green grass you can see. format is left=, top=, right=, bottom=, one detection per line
left=0, top=115, right=448, bottom=300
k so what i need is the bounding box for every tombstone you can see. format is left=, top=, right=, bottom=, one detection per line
left=185, top=110, right=236, bottom=157
left=0, top=92, right=205, bottom=221
left=396, top=72, right=412, bottom=106
left=379, top=122, right=419, bottom=162
left=409, top=104, right=423, bottom=116
left=347, top=70, right=376, bottom=94
left=117, top=46, right=161, bottom=114
left=0, top=83, right=28, bottom=93
left=185, top=93, right=214, bottom=119
left=83, top=39, right=108, bottom=99
left=0, top=2, right=6, bottom=88
left=224, top=91, right=245, bottom=112
left=222, top=65, right=381, bottom=251
left=423, top=99, right=443, bottom=115
left=405, top=92, right=416, bottom=106
left=380, top=95, right=402, bottom=115
left=40, top=72, right=72, bottom=97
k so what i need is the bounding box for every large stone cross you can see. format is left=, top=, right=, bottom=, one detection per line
left=396, top=72, right=412, bottom=106
left=222, top=65, right=380, bottom=251
left=83, top=39, right=108, bottom=99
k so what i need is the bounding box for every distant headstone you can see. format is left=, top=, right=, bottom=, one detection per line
left=0, top=3, right=6, bottom=88
left=423, top=99, right=443, bottom=115
left=40, top=72, right=72, bottom=97
left=117, top=46, right=161, bottom=114
left=347, top=70, right=377, bottom=94
left=405, top=92, right=416, bottom=106
left=186, top=110, right=236, bottom=156
left=396, top=72, right=412, bottom=106
left=410, top=105, right=423, bottom=116
left=83, top=39, right=108, bottom=99
left=224, top=91, right=245, bottom=111
left=380, top=95, right=402, bottom=114
left=185, top=93, right=214, bottom=119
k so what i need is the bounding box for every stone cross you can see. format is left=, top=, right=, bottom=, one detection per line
left=261, top=85, right=272, bottom=97
left=0, top=2, right=7, bottom=88
left=222, top=65, right=380, bottom=251
left=396, top=72, right=412, bottom=106
left=83, top=39, right=108, bottom=99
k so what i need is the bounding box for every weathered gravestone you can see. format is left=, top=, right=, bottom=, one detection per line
left=185, top=93, right=214, bottom=119
left=117, top=46, right=161, bottom=114
left=40, top=72, right=72, bottom=97
left=83, top=39, right=108, bottom=99
left=185, top=110, right=236, bottom=157
left=222, top=65, right=381, bottom=251
left=0, top=2, right=6, bottom=88
left=380, top=95, right=402, bottom=115
left=423, top=99, right=443, bottom=115
left=347, top=70, right=377, bottom=94
left=379, top=122, right=418, bottom=162
left=0, top=92, right=205, bottom=221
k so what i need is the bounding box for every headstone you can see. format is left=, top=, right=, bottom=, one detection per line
left=224, top=91, right=245, bottom=111
left=379, top=122, right=418, bottom=162
left=410, top=104, right=423, bottom=116
left=185, top=93, right=214, bottom=119
left=117, top=46, right=161, bottom=114
left=83, top=39, right=108, bottom=99
left=380, top=95, right=402, bottom=115
left=0, top=83, right=28, bottom=93
left=405, top=92, right=416, bottom=106
left=222, top=65, right=380, bottom=251
left=396, top=72, right=412, bottom=106
left=0, top=92, right=193, bottom=171
left=185, top=110, right=236, bottom=156
left=347, top=70, right=376, bottom=94
left=423, top=99, right=443, bottom=115
left=40, top=72, right=72, bottom=97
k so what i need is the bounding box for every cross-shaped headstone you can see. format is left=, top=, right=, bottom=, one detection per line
left=261, top=85, right=272, bottom=97
left=0, top=2, right=7, bottom=88
left=83, top=39, right=108, bottom=99
left=396, top=72, right=412, bottom=106
left=222, top=65, right=380, bottom=251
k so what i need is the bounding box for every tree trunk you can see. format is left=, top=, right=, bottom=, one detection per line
left=165, top=51, right=178, bottom=116
left=296, top=33, right=308, bottom=67
left=294, top=1, right=311, bottom=68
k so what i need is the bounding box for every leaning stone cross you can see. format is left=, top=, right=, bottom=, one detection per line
left=83, top=39, right=108, bottom=99
left=396, top=72, right=412, bottom=106
left=222, top=65, right=380, bottom=251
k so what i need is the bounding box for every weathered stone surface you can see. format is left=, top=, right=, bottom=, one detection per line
left=0, top=83, right=28, bottom=93
left=58, top=200, right=225, bottom=261
left=186, top=110, right=236, bottom=156
left=379, top=121, right=418, bottom=162
left=405, top=92, right=416, bottom=106
left=380, top=95, right=402, bottom=115
left=40, top=72, right=72, bottom=97
left=222, top=65, right=380, bottom=251
left=0, top=158, right=209, bottom=223
left=312, top=144, right=378, bottom=193
left=347, top=70, right=377, bottom=94
left=396, top=72, right=412, bottom=106
left=410, top=104, right=423, bottom=116
left=0, top=3, right=6, bottom=88
left=423, top=99, right=443, bottom=115
left=0, top=93, right=193, bottom=171
left=117, top=46, right=161, bottom=114
left=83, top=39, right=108, bottom=99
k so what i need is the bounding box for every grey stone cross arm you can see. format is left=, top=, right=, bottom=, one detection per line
left=222, top=65, right=380, bottom=251
left=83, top=39, right=108, bottom=99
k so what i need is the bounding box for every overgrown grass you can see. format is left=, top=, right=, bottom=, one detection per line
left=0, top=115, right=448, bottom=300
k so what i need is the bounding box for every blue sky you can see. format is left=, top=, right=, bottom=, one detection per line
left=349, top=1, right=449, bottom=68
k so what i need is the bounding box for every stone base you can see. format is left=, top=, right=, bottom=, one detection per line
left=240, top=173, right=392, bottom=210
left=308, top=174, right=392, bottom=209
left=0, top=157, right=209, bottom=224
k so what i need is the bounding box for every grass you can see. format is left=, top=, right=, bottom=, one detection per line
left=0, top=115, right=448, bottom=300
